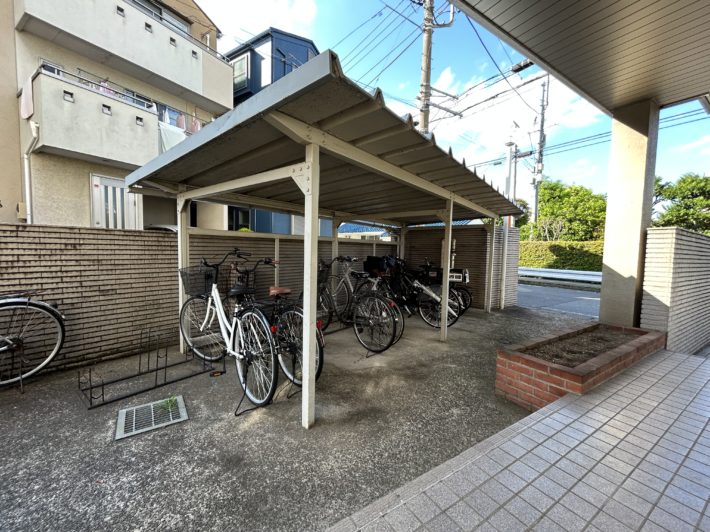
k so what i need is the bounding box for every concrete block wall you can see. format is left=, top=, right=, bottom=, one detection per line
left=405, top=225, right=519, bottom=310
left=641, top=227, right=710, bottom=354
left=0, top=223, right=396, bottom=373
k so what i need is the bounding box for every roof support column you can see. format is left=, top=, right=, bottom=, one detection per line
left=399, top=226, right=408, bottom=259
left=439, top=199, right=453, bottom=341
left=177, top=189, right=190, bottom=353
left=297, top=144, right=320, bottom=429
left=485, top=222, right=496, bottom=313
left=332, top=218, right=343, bottom=261
left=600, top=100, right=659, bottom=327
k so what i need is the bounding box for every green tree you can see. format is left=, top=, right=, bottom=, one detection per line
left=523, top=180, right=607, bottom=241
left=653, top=173, right=710, bottom=235
left=514, top=198, right=530, bottom=228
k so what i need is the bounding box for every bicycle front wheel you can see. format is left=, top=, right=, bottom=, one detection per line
left=236, top=309, right=278, bottom=406
left=352, top=295, right=396, bottom=353
left=276, top=308, right=324, bottom=386
left=326, top=275, right=351, bottom=321
left=180, top=296, right=225, bottom=361
left=418, top=288, right=461, bottom=328
left=0, top=300, right=64, bottom=386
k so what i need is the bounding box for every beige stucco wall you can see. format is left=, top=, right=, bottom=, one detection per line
left=30, top=153, right=129, bottom=227
left=0, top=0, right=23, bottom=224
left=196, top=202, right=227, bottom=230
left=143, top=196, right=176, bottom=226
left=14, top=31, right=215, bottom=124
left=14, top=0, right=232, bottom=111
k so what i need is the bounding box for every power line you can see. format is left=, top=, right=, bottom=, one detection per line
left=347, top=5, right=413, bottom=72
left=364, top=27, right=422, bottom=86
left=341, top=0, right=405, bottom=64
left=330, top=7, right=386, bottom=50
left=465, top=16, right=538, bottom=115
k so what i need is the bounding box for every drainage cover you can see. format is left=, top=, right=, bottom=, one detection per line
left=115, top=395, right=188, bottom=440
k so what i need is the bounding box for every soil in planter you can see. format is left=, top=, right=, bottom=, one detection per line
left=522, top=325, right=638, bottom=368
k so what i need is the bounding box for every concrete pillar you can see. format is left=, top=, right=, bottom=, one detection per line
left=599, top=99, right=659, bottom=327
left=440, top=199, right=453, bottom=341
left=176, top=191, right=191, bottom=353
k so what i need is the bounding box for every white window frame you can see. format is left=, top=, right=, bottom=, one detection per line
left=91, top=174, right=143, bottom=230
left=232, top=54, right=249, bottom=91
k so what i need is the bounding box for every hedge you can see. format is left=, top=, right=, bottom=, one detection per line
left=519, top=240, right=603, bottom=271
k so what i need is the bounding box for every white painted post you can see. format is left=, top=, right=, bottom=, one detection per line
left=176, top=191, right=190, bottom=353
left=485, top=222, right=496, bottom=312
left=331, top=219, right=340, bottom=261
left=440, top=199, right=453, bottom=341
left=399, top=226, right=407, bottom=259
left=301, top=144, right=320, bottom=428
left=274, top=237, right=280, bottom=287
left=500, top=218, right=509, bottom=309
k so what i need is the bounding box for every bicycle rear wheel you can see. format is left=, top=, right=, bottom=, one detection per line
left=454, top=286, right=472, bottom=311
left=326, top=275, right=352, bottom=321
left=275, top=308, right=324, bottom=386
left=235, top=309, right=278, bottom=406
left=179, top=295, right=225, bottom=361
left=418, top=288, right=461, bottom=328
left=352, top=294, right=396, bottom=353
left=0, top=300, right=64, bottom=386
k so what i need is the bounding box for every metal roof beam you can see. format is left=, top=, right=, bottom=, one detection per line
left=264, top=111, right=498, bottom=219
left=318, top=98, right=381, bottom=130
left=371, top=209, right=441, bottom=219
left=177, top=163, right=302, bottom=201
left=353, top=123, right=409, bottom=147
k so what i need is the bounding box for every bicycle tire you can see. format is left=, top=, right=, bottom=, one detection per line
left=418, top=288, right=461, bottom=328
left=0, top=300, right=65, bottom=386
left=326, top=275, right=352, bottom=321
left=317, top=290, right=334, bottom=332
left=179, top=295, right=225, bottom=361
left=352, top=294, right=396, bottom=353
left=454, top=286, right=472, bottom=311
left=387, top=298, right=405, bottom=345
left=235, top=308, right=278, bottom=406
left=275, top=308, right=324, bottom=386
left=450, top=287, right=468, bottom=317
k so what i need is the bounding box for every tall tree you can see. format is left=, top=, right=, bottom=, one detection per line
left=533, top=180, right=607, bottom=241
left=653, top=173, right=710, bottom=235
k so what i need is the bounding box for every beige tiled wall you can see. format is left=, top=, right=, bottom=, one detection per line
left=641, top=227, right=710, bottom=354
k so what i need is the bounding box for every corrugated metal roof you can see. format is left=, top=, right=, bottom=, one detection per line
left=338, top=223, right=386, bottom=234
left=454, top=0, right=710, bottom=112
left=126, top=51, right=522, bottom=224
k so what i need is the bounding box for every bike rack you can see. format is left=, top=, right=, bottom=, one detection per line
left=78, top=328, right=224, bottom=409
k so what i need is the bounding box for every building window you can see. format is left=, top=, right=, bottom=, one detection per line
left=228, top=206, right=250, bottom=231
left=232, top=55, right=248, bottom=91
left=169, top=37, right=177, bottom=46
left=102, top=104, right=112, bottom=115
left=40, top=60, right=63, bottom=76
left=63, top=91, right=74, bottom=103
left=136, top=116, right=144, bottom=126
left=192, top=50, right=198, bottom=59
left=116, top=5, right=125, bottom=16
left=145, top=22, right=152, bottom=32
left=91, top=175, right=142, bottom=230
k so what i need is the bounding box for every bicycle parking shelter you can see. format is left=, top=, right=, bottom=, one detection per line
left=126, top=51, right=522, bottom=429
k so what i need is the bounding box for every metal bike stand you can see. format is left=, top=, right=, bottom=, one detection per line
left=78, top=328, right=224, bottom=409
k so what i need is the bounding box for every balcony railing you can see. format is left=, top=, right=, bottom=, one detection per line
left=122, top=0, right=228, bottom=64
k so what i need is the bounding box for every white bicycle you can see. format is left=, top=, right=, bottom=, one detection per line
left=179, top=249, right=278, bottom=407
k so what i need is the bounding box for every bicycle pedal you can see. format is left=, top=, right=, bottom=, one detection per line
left=210, top=370, right=225, bottom=377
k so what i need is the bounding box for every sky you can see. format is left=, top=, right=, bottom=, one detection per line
left=196, top=0, right=709, bottom=208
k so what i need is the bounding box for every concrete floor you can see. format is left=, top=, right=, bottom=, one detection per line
left=0, top=307, right=590, bottom=531
left=518, top=284, right=600, bottom=319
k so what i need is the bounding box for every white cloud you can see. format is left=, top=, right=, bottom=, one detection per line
left=676, top=134, right=710, bottom=156
left=196, top=0, right=317, bottom=53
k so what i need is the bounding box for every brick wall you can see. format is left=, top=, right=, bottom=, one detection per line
left=641, top=227, right=710, bottom=354
left=0, top=224, right=397, bottom=373
left=405, top=225, right=518, bottom=309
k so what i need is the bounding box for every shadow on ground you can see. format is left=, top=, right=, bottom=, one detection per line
left=0, top=307, right=591, bottom=531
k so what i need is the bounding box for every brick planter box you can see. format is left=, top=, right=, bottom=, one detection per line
left=496, top=324, right=666, bottom=411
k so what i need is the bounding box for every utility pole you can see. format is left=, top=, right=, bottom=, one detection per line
left=532, top=74, right=549, bottom=223
left=417, top=0, right=454, bottom=135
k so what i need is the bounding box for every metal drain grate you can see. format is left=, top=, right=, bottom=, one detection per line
left=115, top=395, right=188, bottom=440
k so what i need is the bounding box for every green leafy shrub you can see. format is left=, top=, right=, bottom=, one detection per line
left=519, top=241, right=603, bottom=271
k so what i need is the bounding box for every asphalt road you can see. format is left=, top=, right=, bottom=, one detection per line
left=517, top=283, right=600, bottom=318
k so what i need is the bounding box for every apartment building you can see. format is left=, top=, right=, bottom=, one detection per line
left=0, top=0, right=233, bottom=229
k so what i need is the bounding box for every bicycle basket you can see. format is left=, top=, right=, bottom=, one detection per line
left=364, top=256, right=387, bottom=277
left=179, top=265, right=217, bottom=296
left=179, top=263, right=235, bottom=296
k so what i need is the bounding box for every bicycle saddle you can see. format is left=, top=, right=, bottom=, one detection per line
left=350, top=271, right=370, bottom=279
left=269, top=287, right=292, bottom=297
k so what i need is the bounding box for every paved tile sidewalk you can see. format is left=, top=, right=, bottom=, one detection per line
left=330, top=350, right=710, bottom=531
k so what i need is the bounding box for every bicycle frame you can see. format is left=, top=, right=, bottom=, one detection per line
left=203, top=282, right=245, bottom=360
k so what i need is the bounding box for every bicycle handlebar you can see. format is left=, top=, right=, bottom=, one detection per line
left=200, top=248, right=250, bottom=268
